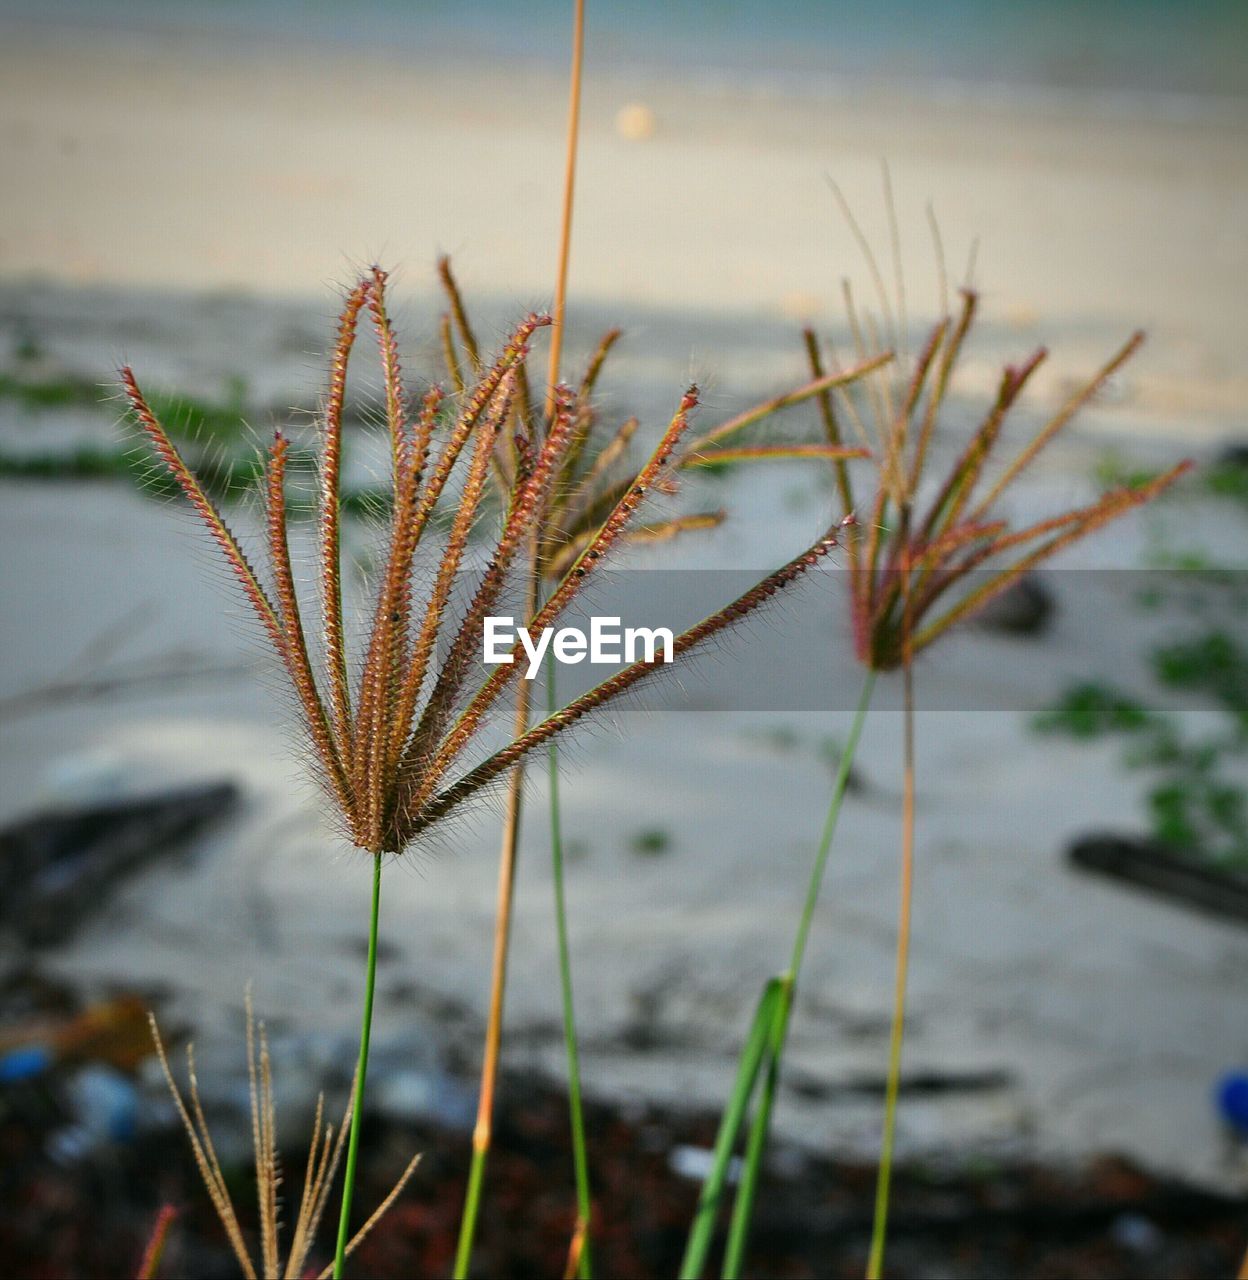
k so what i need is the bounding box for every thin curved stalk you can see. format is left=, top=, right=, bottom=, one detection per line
left=454, top=3, right=584, bottom=1272
left=333, top=851, right=383, bottom=1279
left=790, top=671, right=877, bottom=978
left=720, top=671, right=877, bottom=1278
left=454, top=657, right=534, bottom=1280
left=543, top=0, right=585, bottom=422
left=867, top=542, right=917, bottom=1280
left=136, top=1206, right=178, bottom=1280
left=548, top=668, right=595, bottom=1278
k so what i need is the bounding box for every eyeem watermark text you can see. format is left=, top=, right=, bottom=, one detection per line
left=484, top=616, right=674, bottom=679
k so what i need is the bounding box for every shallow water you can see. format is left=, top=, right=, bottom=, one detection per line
left=8, top=0, right=1248, bottom=114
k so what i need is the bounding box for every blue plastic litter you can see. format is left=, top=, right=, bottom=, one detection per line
left=1216, top=1071, right=1248, bottom=1135
left=0, top=1044, right=53, bottom=1084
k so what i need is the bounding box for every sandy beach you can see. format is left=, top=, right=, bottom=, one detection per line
left=2, top=10, right=1248, bottom=1217
left=2, top=25, right=1246, bottom=423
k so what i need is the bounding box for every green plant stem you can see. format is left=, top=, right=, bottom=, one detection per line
left=720, top=979, right=789, bottom=1279
left=455, top=1143, right=488, bottom=1280
left=679, top=978, right=785, bottom=1280
left=720, top=670, right=876, bottom=1277
left=333, top=850, right=383, bottom=1279
left=547, top=670, right=595, bottom=1278
left=790, top=671, right=877, bottom=978
left=866, top=655, right=916, bottom=1280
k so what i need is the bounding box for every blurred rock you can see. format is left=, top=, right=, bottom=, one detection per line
left=1067, top=832, right=1248, bottom=924
left=972, top=574, right=1054, bottom=637
left=0, top=780, right=239, bottom=945
left=1215, top=442, right=1248, bottom=470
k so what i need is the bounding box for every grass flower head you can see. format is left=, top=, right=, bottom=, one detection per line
left=805, top=287, right=1191, bottom=671
left=121, top=267, right=860, bottom=857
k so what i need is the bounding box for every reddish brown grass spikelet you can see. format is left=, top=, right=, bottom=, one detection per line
left=432, top=254, right=878, bottom=589
left=397, top=383, right=580, bottom=783
left=365, top=266, right=410, bottom=504
left=123, top=270, right=876, bottom=855
left=390, top=374, right=515, bottom=773
left=399, top=385, right=702, bottom=816
left=320, top=278, right=371, bottom=768
left=266, top=431, right=353, bottom=815
left=802, top=289, right=1190, bottom=671
left=437, top=254, right=482, bottom=375
left=407, top=520, right=846, bottom=834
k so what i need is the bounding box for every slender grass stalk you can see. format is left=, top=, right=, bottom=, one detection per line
left=333, top=851, right=383, bottom=1279
left=547, top=668, right=595, bottom=1277
left=136, top=1205, right=178, bottom=1280
left=866, top=538, right=916, bottom=1280
left=456, top=1113, right=493, bottom=1277
left=564, top=1221, right=589, bottom=1279
left=454, top=650, right=535, bottom=1280
left=864, top=661, right=913, bottom=1278
left=544, top=0, right=585, bottom=422
left=455, top=5, right=585, bottom=1274
left=719, top=671, right=877, bottom=1278
left=790, top=672, right=877, bottom=978
left=454, top=1150, right=487, bottom=1280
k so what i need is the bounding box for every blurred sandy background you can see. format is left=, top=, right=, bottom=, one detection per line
left=1, top=8, right=1245, bottom=417
left=2, top=0, right=1247, bottom=1197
